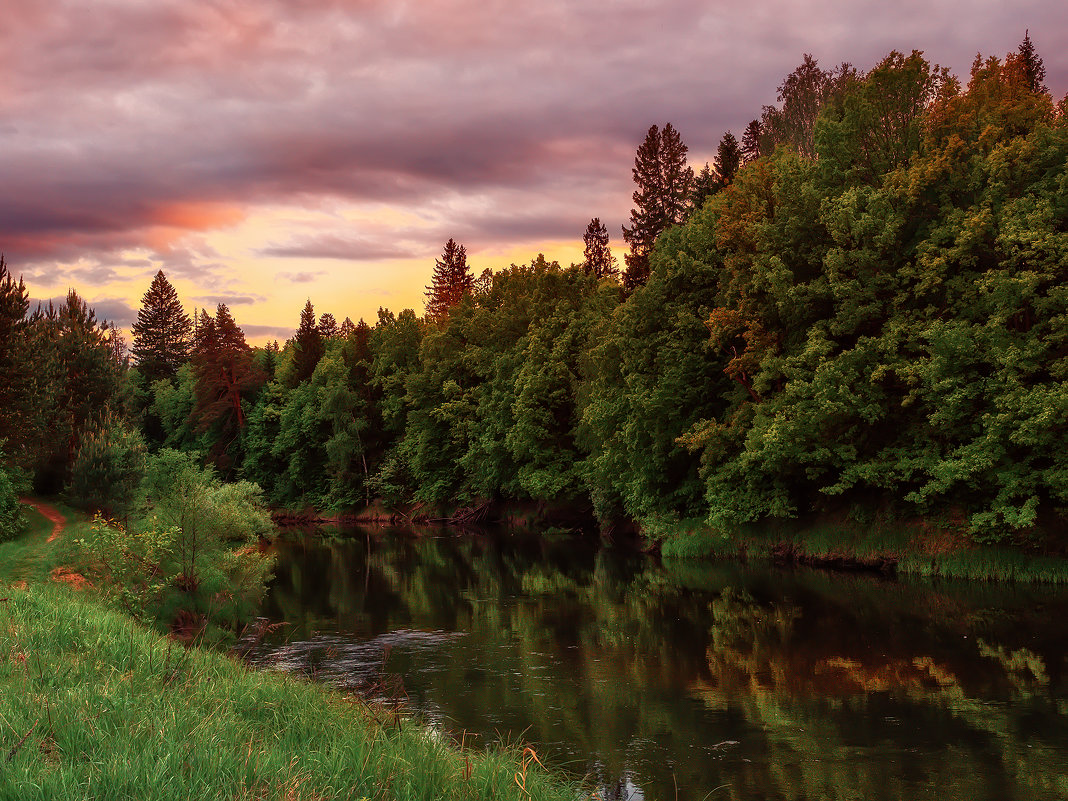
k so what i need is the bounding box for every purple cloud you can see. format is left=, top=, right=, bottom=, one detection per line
left=2, top=0, right=1064, bottom=281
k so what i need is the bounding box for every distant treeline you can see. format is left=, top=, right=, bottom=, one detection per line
left=2, top=41, right=1066, bottom=544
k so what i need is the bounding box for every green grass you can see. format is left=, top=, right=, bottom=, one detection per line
left=0, top=582, right=578, bottom=801
left=0, top=501, right=77, bottom=584
left=0, top=503, right=579, bottom=800
left=655, top=516, right=1068, bottom=583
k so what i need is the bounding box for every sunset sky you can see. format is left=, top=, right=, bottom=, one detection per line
left=3, top=0, right=1065, bottom=344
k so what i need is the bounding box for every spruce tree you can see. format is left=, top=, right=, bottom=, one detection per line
left=339, top=317, right=356, bottom=338
left=622, top=123, right=693, bottom=290
left=0, top=256, right=30, bottom=457
left=691, top=163, right=718, bottom=211
left=191, top=304, right=261, bottom=472
left=294, top=300, right=324, bottom=382
left=318, top=312, right=339, bottom=339
left=1017, top=30, right=1047, bottom=94
left=131, top=270, right=192, bottom=384
left=715, top=131, right=741, bottom=188
left=582, top=218, right=617, bottom=279
left=425, top=238, right=473, bottom=321
left=740, top=120, right=764, bottom=163
left=193, top=308, right=216, bottom=355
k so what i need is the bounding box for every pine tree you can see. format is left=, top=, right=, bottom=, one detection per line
left=294, top=300, right=324, bottom=383
left=193, top=308, right=216, bottom=355
left=740, top=120, right=764, bottom=163
left=0, top=256, right=30, bottom=458
left=339, top=317, right=357, bottom=338
left=622, top=123, right=694, bottom=290
left=1017, top=30, right=1047, bottom=94
left=318, top=312, right=339, bottom=339
left=425, top=238, right=473, bottom=321
left=191, top=304, right=262, bottom=473
left=691, top=163, right=718, bottom=211
left=582, top=218, right=618, bottom=279
left=715, top=131, right=741, bottom=188
left=131, top=270, right=192, bottom=384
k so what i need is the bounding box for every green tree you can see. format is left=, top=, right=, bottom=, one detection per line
left=293, top=300, right=324, bottom=384
left=622, top=123, right=694, bottom=290
left=761, top=54, right=853, bottom=158
left=0, top=256, right=31, bottom=463
left=0, top=461, right=26, bottom=543
left=26, top=291, right=128, bottom=492
left=130, top=270, right=192, bottom=384
left=740, top=119, right=767, bottom=163
left=714, top=131, right=742, bottom=188
left=66, top=411, right=147, bottom=518
left=691, top=162, right=718, bottom=211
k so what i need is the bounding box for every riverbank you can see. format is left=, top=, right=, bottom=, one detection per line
left=0, top=503, right=578, bottom=800
left=651, top=515, right=1068, bottom=583
left=0, top=583, right=575, bottom=800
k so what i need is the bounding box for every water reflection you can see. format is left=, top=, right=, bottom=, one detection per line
left=245, top=527, right=1068, bottom=801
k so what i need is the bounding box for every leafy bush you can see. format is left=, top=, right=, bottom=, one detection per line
left=70, top=449, right=274, bottom=636
left=0, top=464, right=26, bottom=543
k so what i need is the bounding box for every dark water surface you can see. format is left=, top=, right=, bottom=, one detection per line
left=245, top=527, right=1068, bottom=800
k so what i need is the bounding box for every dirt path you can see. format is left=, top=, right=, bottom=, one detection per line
left=19, top=498, right=67, bottom=542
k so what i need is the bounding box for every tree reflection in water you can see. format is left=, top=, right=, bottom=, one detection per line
left=245, top=527, right=1068, bottom=801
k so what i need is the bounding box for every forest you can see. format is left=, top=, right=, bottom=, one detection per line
left=2, top=39, right=1066, bottom=550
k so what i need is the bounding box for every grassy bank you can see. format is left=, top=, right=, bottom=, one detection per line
left=653, top=516, right=1068, bottom=583
left=0, top=503, right=578, bottom=800
left=0, top=582, right=577, bottom=800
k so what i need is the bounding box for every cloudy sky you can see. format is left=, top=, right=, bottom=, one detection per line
left=2, top=0, right=1065, bottom=342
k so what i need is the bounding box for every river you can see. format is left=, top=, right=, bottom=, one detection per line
left=242, top=526, right=1068, bottom=801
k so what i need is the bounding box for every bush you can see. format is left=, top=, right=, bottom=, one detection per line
left=66, top=412, right=147, bottom=517
left=70, top=449, right=274, bottom=636
left=0, top=465, right=26, bottom=543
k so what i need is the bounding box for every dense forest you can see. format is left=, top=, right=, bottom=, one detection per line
left=2, top=40, right=1066, bottom=547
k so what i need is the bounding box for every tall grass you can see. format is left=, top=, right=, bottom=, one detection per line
left=0, top=582, right=579, bottom=800
left=655, top=516, right=1068, bottom=583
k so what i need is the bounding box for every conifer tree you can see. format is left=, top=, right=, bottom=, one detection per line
left=622, top=123, right=693, bottom=290
left=715, top=131, right=742, bottom=188
left=582, top=218, right=618, bottom=279
left=191, top=303, right=261, bottom=472
left=0, top=256, right=30, bottom=457
left=691, top=163, right=718, bottom=211
left=740, top=120, right=764, bottom=162
left=339, top=317, right=356, bottom=338
left=1017, top=30, right=1047, bottom=94
left=193, top=308, right=216, bottom=355
left=294, top=300, right=324, bottom=382
left=131, top=270, right=192, bottom=384
left=318, top=312, right=338, bottom=339
left=425, top=238, right=473, bottom=321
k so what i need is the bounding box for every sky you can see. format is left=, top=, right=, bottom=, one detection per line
left=2, top=0, right=1065, bottom=344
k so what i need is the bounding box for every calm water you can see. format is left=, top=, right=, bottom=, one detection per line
left=244, top=527, right=1068, bottom=801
